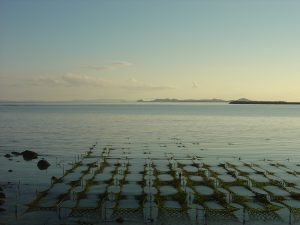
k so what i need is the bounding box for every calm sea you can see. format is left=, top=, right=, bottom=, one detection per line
left=0, top=102, right=300, bottom=204
left=1, top=102, right=300, bottom=159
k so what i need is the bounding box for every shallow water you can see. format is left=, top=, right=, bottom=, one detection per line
left=1, top=103, right=300, bottom=159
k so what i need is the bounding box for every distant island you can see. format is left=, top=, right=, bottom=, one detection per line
left=230, top=99, right=300, bottom=105
left=137, top=98, right=228, bottom=103
left=137, top=98, right=300, bottom=105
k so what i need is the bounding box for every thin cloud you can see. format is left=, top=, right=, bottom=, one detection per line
left=121, top=78, right=175, bottom=91
left=61, top=74, right=105, bottom=87
left=111, top=61, right=132, bottom=66
left=80, top=60, right=132, bottom=71
left=17, top=75, right=174, bottom=92
left=29, top=77, right=62, bottom=87
left=80, top=65, right=112, bottom=71
left=192, top=81, right=199, bottom=88
left=27, top=74, right=106, bottom=87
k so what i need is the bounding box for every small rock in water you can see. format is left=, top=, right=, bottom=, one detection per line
left=8, top=169, right=13, bottom=173
left=21, top=150, right=38, bottom=160
left=37, top=159, right=50, bottom=170
left=4, top=154, right=11, bottom=158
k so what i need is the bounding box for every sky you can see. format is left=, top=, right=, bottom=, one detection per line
left=0, top=0, right=300, bottom=101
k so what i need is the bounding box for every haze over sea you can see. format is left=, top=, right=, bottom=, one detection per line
left=1, top=103, right=300, bottom=160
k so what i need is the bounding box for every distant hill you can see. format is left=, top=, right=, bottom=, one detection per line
left=235, top=98, right=252, bottom=102
left=230, top=99, right=300, bottom=105
left=137, top=98, right=300, bottom=105
left=137, top=98, right=228, bottom=103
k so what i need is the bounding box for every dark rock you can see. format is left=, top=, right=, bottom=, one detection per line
left=4, top=154, right=11, bottom=158
left=37, top=159, right=50, bottom=170
left=21, top=150, right=38, bottom=161
left=8, top=170, right=13, bottom=173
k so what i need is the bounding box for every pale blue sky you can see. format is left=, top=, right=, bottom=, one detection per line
left=1, top=0, right=300, bottom=101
